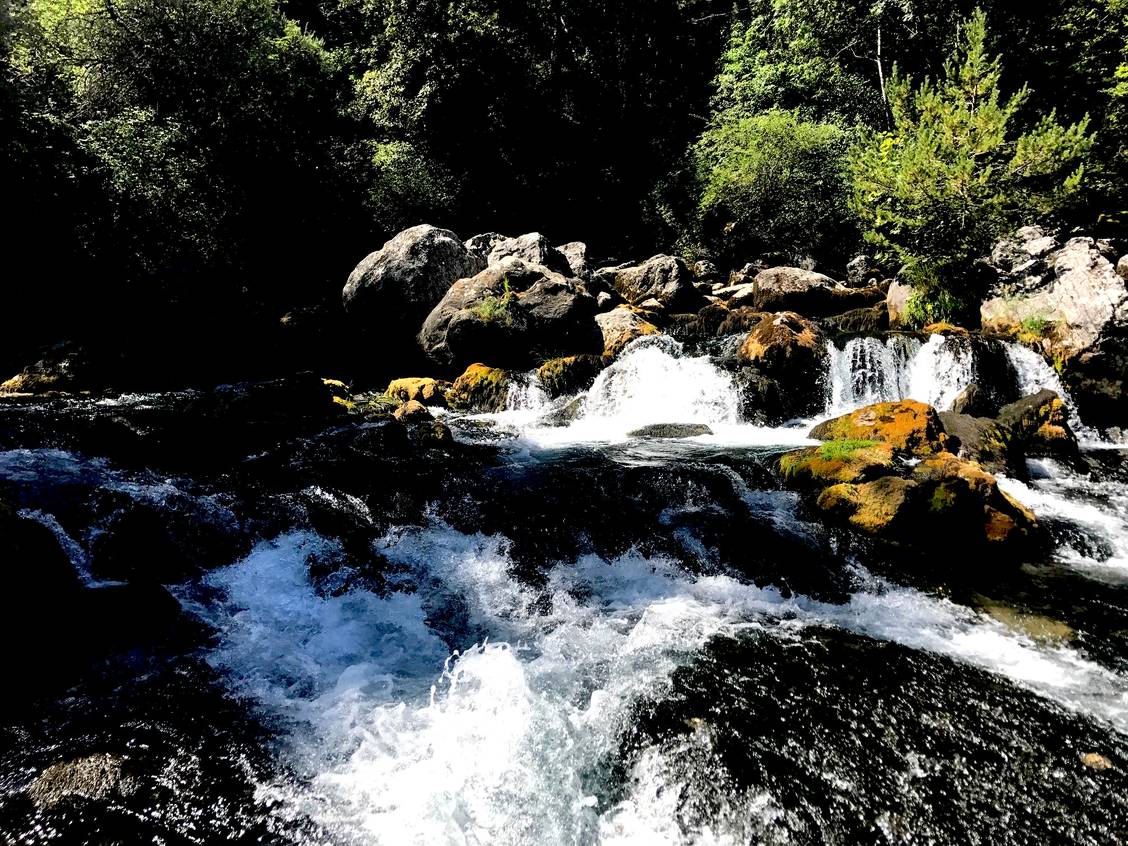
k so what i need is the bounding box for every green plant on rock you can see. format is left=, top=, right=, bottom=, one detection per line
left=817, top=439, right=882, bottom=462
left=470, top=277, right=518, bottom=327
left=849, top=8, right=1092, bottom=320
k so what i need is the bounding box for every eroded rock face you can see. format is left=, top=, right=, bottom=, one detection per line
left=982, top=235, right=1127, bottom=355
left=981, top=233, right=1127, bottom=429
left=750, top=267, right=884, bottom=317
left=343, top=225, right=485, bottom=329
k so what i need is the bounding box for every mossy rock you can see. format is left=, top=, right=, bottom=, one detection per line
left=778, top=440, right=894, bottom=489
left=922, top=322, right=969, bottom=336
left=447, top=363, right=513, bottom=412
left=393, top=399, right=433, bottom=422
left=810, top=400, right=949, bottom=457
left=536, top=354, right=606, bottom=398
left=816, top=476, right=917, bottom=537
left=385, top=377, right=452, bottom=407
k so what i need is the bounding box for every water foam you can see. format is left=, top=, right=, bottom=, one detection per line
left=191, top=522, right=1128, bottom=844
left=999, top=459, right=1128, bottom=582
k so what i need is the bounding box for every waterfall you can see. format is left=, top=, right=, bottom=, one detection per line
left=826, top=336, right=920, bottom=414
left=826, top=334, right=976, bottom=414
left=827, top=335, right=1085, bottom=425
left=579, top=335, right=740, bottom=429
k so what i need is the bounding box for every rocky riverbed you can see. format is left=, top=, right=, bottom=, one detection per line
left=2, top=225, right=1128, bottom=844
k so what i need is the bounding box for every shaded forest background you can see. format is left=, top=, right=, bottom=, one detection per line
left=3, top=0, right=1125, bottom=382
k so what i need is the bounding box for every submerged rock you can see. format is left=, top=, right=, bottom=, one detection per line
left=27, top=753, right=138, bottom=810
left=627, top=423, right=713, bottom=439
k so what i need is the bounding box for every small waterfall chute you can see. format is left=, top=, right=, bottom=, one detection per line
left=579, top=335, right=740, bottom=430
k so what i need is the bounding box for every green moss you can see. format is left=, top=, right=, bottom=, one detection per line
left=929, top=483, right=958, bottom=513
left=816, top=439, right=880, bottom=461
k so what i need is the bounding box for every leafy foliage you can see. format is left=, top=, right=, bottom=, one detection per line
left=692, top=109, right=855, bottom=265
left=848, top=10, right=1092, bottom=313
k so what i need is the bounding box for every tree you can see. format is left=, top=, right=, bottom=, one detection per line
left=692, top=110, right=855, bottom=266
left=848, top=9, right=1092, bottom=322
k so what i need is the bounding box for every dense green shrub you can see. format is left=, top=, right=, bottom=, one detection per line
left=693, top=110, right=855, bottom=265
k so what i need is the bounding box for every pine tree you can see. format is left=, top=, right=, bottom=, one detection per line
left=848, top=8, right=1092, bottom=322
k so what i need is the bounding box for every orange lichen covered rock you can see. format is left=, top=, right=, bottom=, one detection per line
left=809, top=400, right=949, bottom=456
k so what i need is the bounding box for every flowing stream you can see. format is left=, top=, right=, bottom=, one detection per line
left=2, top=333, right=1127, bottom=844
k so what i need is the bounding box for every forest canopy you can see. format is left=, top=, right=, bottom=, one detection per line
left=2, top=0, right=1126, bottom=358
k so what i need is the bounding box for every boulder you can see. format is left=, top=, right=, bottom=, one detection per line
left=950, top=383, right=996, bottom=417
left=779, top=440, right=895, bottom=489
left=447, top=364, right=513, bottom=413
left=713, top=282, right=757, bottom=308
left=536, top=354, right=605, bottom=398
left=940, top=390, right=1078, bottom=475
left=812, top=451, right=1036, bottom=552
left=393, top=399, right=432, bottom=422
left=556, top=241, right=590, bottom=278
left=1, top=342, right=94, bottom=394
left=824, top=304, right=889, bottom=336
left=594, top=307, right=660, bottom=358
left=1118, top=255, right=1128, bottom=281
left=886, top=279, right=915, bottom=327
left=464, top=232, right=507, bottom=264
left=692, top=260, right=721, bottom=283
left=750, top=267, right=884, bottom=316
left=343, top=225, right=485, bottom=329
left=627, top=423, right=713, bottom=439
left=810, top=400, right=949, bottom=457
left=487, top=232, right=573, bottom=276
left=989, top=225, right=1060, bottom=278
left=385, top=377, right=451, bottom=407
left=601, top=255, right=702, bottom=311
left=738, top=312, right=826, bottom=386
left=418, top=258, right=600, bottom=369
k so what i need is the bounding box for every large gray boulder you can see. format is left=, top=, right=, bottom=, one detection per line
left=751, top=267, right=883, bottom=316
left=556, top=241, right=590, bottom=278
left=981, top=232, right=1128, bottom=430
left=486, top=233, right=573, bottom=276
left=418, top=258, right=600, bottom=369
left=982, top=235, right=1126, bottom=352
left=343, top=225, right=485, bottom=328
left=598, top=255, right=702, bottom=311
